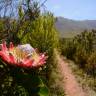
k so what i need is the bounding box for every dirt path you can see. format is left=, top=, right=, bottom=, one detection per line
left=55, top=52, right=87, bottom=96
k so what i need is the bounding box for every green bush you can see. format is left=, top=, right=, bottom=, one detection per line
left=73, top=46, right=88, bottom=68
left=60, top=38, right=76, bottom=59
left=0, top=1, right=60, bottom=95
left=60, top=30, right=96, bottom=75
left=17, top=13, right=59, bottom=56
left=0, top=12, right=59, bottom=95
left=86, top=51, right=96, bottom=75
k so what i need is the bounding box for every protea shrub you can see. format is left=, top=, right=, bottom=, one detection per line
left=0, top=41, right=47, bottom=68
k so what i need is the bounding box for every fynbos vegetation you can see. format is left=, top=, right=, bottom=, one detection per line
left=0, top=0, right=60, bottom=96
left=61, top=30, right=96, bottom=74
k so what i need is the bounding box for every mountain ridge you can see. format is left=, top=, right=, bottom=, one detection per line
left=55, top=17, right=96, bottom=38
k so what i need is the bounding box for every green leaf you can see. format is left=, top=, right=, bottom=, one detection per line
left=38, top=86, right=49, bottom=96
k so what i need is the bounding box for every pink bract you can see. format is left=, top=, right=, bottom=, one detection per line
left=0, top=42, right=47, bottom=68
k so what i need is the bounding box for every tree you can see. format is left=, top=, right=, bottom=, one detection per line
left=0, top=0, right=47, bottom=19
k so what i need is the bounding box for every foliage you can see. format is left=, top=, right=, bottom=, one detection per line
left=0, top=59, right=49, bottom=96
left=0, top=10, right=59, bottom=96
left=60, top=38, right=76, bottom=59
left=17, top=12, right=59, bottom=94
left=86, top=51, right=96, bottom=76
left=0, top=2, right=60, bottom=96
left=17, top=13, right=59, bottom=56
left=60, top=29, right=96, bottom=75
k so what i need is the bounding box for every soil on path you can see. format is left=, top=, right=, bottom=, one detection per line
left=56, top=52, right=87, bottom=96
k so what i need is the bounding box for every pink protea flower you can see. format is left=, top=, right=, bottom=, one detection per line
left=0, top=42, right=47, bottom=68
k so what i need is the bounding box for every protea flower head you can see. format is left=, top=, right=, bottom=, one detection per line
left=0, top=41, right=47, bottom=68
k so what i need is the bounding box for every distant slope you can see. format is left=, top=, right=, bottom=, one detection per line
left=55, top=17, right=96, bottom=38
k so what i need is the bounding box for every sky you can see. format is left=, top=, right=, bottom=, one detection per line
left=45, top=0, right=96, bottom=20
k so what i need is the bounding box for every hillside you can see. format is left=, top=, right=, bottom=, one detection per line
left=55, top=17, right=96, bottom=38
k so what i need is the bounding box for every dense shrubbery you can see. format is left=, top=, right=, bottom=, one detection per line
left=0, top=1, right=59, bottom=96
left=60, top=30, right=96, bottom=76
left=86, top=51, right=96, bottom=75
